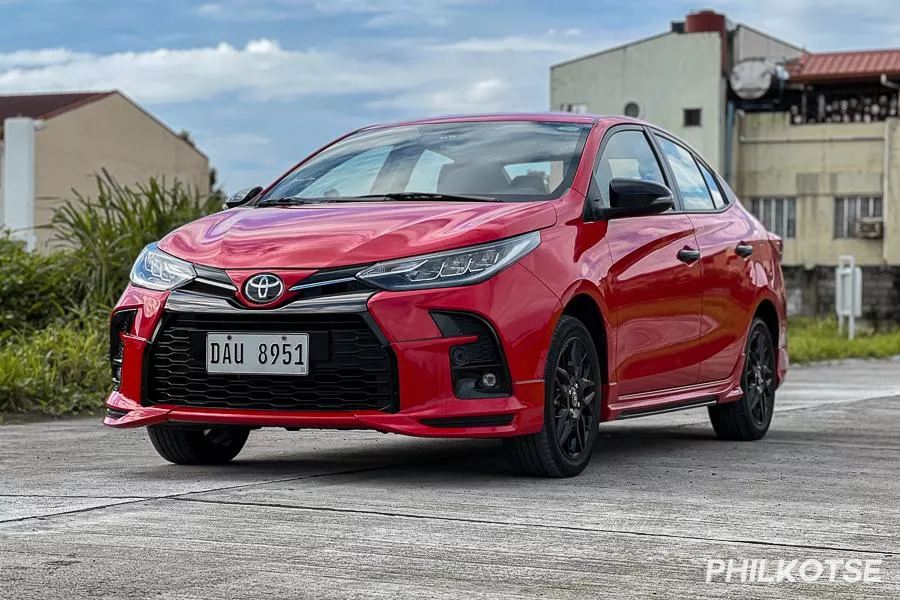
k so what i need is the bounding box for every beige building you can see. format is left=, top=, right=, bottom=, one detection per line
left=552, top=12, right=900, bottom=319
left=0, top=91, right=209, bottom=250
left=735, top=114, right=900, bottom=269
left=550, top=10, right=804, bottom=172
left=731, top=49, right=900, bottom=318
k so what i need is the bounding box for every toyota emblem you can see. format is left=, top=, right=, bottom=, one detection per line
left=244, top=273, right=284, bottom=304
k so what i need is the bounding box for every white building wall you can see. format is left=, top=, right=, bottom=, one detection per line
left=550, top=32, right=725, bottom=169
left=733, top=25, right=806, bottom=62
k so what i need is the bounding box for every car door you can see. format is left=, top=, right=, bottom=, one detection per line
left=594, top=128, right=703, bottom=397
left=651, top=133, right=757, bottom=383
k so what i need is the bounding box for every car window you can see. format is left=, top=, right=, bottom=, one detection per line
left=296, top=146, right=392, bottom=198
left=260, top=121, right=592, bottom=203
left=504, top=161, right=564, bottom=194
left=655, top=136, right=715, bottom=211
left=697, top=161, right=726, bottom=208
left=593, top=130, right=666, bottom=207
left=406, top=149, right=454, bottom=193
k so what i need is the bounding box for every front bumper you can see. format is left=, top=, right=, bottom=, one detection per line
left=104, top=263, right=561, bottom=438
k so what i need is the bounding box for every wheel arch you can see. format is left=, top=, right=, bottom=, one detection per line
left=560, top=293, right=610, bottom=388
left=753, top=298, right=780, bottom=351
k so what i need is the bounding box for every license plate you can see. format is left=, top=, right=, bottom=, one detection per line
left=206, top=333, right=309, bottom=375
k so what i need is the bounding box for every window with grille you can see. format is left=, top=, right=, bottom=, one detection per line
left=683, top=108, right=702, bottom=127
left=748, top=197, right=796, bottom=239
left=833, top=196, right=882, bottom=238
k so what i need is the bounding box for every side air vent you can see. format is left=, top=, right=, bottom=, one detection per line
left=109, top=309, right=137, bottom=388
left=431, top=311, right=512, bottom=399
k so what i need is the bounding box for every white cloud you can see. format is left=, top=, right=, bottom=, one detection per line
left=0, top=31, right=601, bottom=116
left=0, top=39, right=418, bottom=103
left=705, top=0, right=900, bottom=49
left=194, top=0, right=480, bottom=27
left=437, top=35, right=590, bottom=54
left=0, top=48, right=80, bottom=69
left=369, top=78, right=513, bottom=113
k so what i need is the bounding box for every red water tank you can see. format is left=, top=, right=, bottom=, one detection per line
left=684, top=9, right=727, bottom=34
left=684, top=10, right=728, bottom=73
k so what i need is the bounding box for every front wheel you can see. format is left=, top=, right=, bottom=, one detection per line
left=709, top=317, right=776, bottom=441
left=504, top=316, right=601, bottom=477
left=148, top=424, right=250, bottom=465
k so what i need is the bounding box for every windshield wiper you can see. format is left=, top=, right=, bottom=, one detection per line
left=257, top=192, right=502, bottom=206
left=354, top=192, right=501, bottom=203
left=255, top=197, right=312, bottom=207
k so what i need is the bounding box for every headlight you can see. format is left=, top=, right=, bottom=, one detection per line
left=129, top=243, right=196, bottom=291
left=356, top=231, right=540, bottom=291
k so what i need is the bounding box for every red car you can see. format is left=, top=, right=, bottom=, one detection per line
left=105, top=113, right=788, bottom=477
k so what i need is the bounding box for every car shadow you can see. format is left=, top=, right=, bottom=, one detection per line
left=131, top=422, right=726, bottom=484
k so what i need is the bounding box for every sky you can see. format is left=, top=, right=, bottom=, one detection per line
left=1, top=0, right=898, bottom=193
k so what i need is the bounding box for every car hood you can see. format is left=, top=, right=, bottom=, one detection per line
left=158, top=201, right=557, bottom=269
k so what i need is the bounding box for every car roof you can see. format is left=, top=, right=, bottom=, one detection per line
left=361, top=112, right=642, bottom=130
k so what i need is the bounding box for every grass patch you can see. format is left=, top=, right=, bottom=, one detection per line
left=0, top=319, right=108, bottom=416
left=789, top=317, right=900, bottom=364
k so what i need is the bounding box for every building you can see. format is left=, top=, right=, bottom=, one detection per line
left=0, top=91, right=210, bottom=251
left=551, top=11, right=900, bottom=320
left=551, top=11, right=805, bottom=173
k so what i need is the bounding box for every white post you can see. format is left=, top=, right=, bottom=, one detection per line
left=1, top=117, right=38, bottom=251
left=835, top=255, right=862, bottom=340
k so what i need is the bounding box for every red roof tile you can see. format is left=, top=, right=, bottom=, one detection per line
left=788, top=49, right=900, bottom=83
left=0, top=91, right=114, bottom=123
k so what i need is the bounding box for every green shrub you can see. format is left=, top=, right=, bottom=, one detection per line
left=51, top=170, right=222, bottom=311
left=0, top=173, right=223, bottom=415
left=0, top=318, right=108, bottom=415
left=0, top=232, right=81, bottom=333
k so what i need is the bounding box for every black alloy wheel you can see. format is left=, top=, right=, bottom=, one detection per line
left=709, top=317, right=776, bottom=441
left=504, top=316, right=601, bottom=477
left=552, top=337, right=598, bottom=460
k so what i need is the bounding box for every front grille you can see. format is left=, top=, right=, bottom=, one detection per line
left=145, top=312, right=396, bottom=412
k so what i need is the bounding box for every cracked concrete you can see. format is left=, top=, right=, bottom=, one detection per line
left=1, top=360, right=899, bottom=599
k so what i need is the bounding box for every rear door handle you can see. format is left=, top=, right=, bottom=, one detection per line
left=677, top=248, right=701, bottom=264
left=735, top=243, right=753, bottom=258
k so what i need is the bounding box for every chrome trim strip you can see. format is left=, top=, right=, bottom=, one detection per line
left=288, top=276, right=357, bottom=292
left=165, top=289, right=373, bottom=314
left=194, top=277, right=238, bottom=291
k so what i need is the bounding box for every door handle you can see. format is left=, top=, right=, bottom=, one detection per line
left=735, top=243, right=753, bottom=258
left=677, top=248, right=701, bottom=264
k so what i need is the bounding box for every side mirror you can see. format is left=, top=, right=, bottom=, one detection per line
left=224, top=186, right=263, bottom=209
left=593, top=178, right=674, bottom=219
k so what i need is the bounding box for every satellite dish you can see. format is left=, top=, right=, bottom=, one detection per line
left=730, top=58, right=781, bottom=100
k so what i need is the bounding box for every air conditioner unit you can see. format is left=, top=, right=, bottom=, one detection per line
left=857, top=217, right=884, bottom=239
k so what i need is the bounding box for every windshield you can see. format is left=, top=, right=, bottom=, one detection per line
left=258, top=121, right=592, bottom=203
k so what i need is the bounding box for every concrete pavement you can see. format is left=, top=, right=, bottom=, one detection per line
left=1, top=360, right=899, bottom=599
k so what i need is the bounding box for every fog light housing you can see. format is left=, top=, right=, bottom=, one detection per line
left=431, top=311, right=512, bottom=399
left=109, top=309, right=137, bottom=389
left=481, top=372, right=498, bottom=388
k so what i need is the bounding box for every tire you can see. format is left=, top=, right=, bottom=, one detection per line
left=709, top=317, right=776, bottom=441
left=148, top=424, right=250, bottom=465
left=504, top=316, right=601, bottom=477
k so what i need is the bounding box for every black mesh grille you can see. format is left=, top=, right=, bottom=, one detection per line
left=145, top=312, right=396, bottom=412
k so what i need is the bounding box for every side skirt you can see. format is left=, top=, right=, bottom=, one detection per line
left=605, top=355, right=746, bottom=422
left=616, top=396, right=717, bottom=420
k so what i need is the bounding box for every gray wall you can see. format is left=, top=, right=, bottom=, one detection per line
left=784, top=266, right=900, bottom=322
left=733, top=26, right=806, bottom=62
